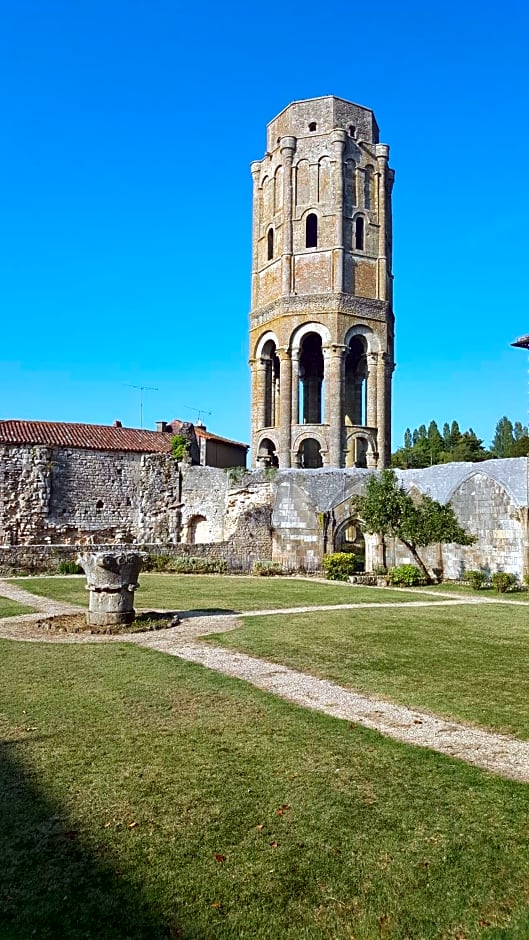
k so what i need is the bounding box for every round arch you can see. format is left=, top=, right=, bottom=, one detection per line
left=343, top=324, right=381, bottom=353
left=256, top=436, right=279, bottom=468
left=290, top=321, right=331, bottom=353
left=254, top=330, right=280, bottom=359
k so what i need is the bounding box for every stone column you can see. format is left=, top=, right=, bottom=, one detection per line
left=330, top=130, right=347, bottom=292
left=291, top=351, right=299, bottom=427
left=251, top=357, right=267, bottom=463
left=324, top=344, right=346, bottom=467
left=278, top=347, right=292, bottom=467
left=78, top=552, right=146, bottom=627
left=375, top=144, right=389, bottom=301
left=250, top=161, right=261, bottom=308
left=376, top=352, right=391, bottom=467
left=366, top=352, right=378, bottom=427
left=280, top=137, right=296, bottom=296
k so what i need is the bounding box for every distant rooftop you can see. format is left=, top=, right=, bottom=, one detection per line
left=511, top=334, right=529, bottom=349
left=0, top=419, right=248, bottom=454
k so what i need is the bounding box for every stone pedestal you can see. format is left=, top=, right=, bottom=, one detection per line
left=78, top=552, right=146, bottom=627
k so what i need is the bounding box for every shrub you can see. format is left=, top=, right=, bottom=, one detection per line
left=58, top=560, right=84, bottom=575
left=465, top=570, right=488, bottom=590
left=145, top=554, right=228, bottom=575
left=322, top=552, right=358, bottom=582
left=252, top=560, right=284, bottom=577
left=170, top=435, right=190, bottom=462
left=387, top=564, right=424, bottom=587
left=491, top=571, right=519, bottom=594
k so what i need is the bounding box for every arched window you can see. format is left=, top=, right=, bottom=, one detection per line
left=260, top=339, right=280, bottom=428
left=348, top=124, right=356, bottom=138
left=267, top=227, right=274, bottom=260
left=299, top=332, right=324, bottom=424
left=308, top=122, right=317, bottom=132
left=354, top=217, right=364, bottom=251
left=344, top=336, right=368, bottom=428
left=298, top=438, right=323, bottom=469
left=306, top=213, right=318, bottom=248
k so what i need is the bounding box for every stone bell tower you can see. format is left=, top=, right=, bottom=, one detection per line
left=249, top=96, right=395, bottom=469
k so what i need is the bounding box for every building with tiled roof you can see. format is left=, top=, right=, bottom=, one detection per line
left=0, top=418, right=248, bottom=468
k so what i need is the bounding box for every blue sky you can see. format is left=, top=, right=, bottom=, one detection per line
left=1, top=0, right=528, bottom=449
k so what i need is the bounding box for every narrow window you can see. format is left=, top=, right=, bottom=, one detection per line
left=308, top=122, right=317, bottom=132
left=348, top=124, right=356, bottom=138
left=354, top=216, right=364, bottom=251
left=267, top=227, right=274, bottom=260
left=306, top=213, right=318, bottom=248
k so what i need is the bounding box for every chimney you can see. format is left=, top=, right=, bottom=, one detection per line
left=113, top=420, right=122, bottom=428
left=156, top=420, right=169, bottom=433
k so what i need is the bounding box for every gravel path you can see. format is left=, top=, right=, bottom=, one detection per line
left=2, top=580, right=529, bottom=782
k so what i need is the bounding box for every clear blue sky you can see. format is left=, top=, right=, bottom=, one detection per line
left=1, top=0, right=528, bottom=449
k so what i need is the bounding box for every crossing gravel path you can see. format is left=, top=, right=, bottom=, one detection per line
left=1, top=579, right=529, bottom=782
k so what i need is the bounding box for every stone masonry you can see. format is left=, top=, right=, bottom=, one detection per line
left=249, top=96, right=395, bottom=470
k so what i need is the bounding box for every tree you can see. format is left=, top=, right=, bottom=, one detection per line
left=351, top=470, right=475, bottom=583
left=491, top=417, right=515, bottom=457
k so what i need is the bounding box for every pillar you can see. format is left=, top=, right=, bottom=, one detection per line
left=324, top=344, right=346, bottom=467
left=280, top=137, right=296, bottom=296
left=330, top=130, right=347, bottom=292
left=278, top=347, right=292, bottom=467
left=376, top=352, right=390, bottom=467
left=375, top=144, right=389, bottom=301
left=366, top=352, right=378, bottom=428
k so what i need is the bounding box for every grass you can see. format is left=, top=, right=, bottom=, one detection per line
left=3, top=638, right=529, bottom=938
left=208, top=603, right=529, bottom=739
left=415, top=582, right=529, bottom=603
left=0, top=596, right=33, bottom=618
left=11, top=574, right=439, bottom=612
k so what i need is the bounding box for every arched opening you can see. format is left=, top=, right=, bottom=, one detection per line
left=299, top=332, right=324, bottom=424
left=267, top=227, right=274, bottom=260
left=298, top=438, right=323, bottom=469
left=305, top=213, right=318, bottom=248
left=187, top=515, right=211, bottom=544
left=260, top=339, right=280, bottom=427
left=344, top=336, right=368, bottom=429
left=308, top=122, right=317, bottom=132
left=354, top=216, right=364, bottom=250
left=348, top=124, right=356, bottom=138
left=335, top=518, right=365, bottom=570
left=257, top=437, right=279, bottom=468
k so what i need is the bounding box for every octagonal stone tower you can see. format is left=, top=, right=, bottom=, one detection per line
left=249, top=96, right=395, bottom=469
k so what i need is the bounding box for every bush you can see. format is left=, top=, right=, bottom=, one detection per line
left=170, top=435, right=190, bottom=462
left=145, top=554, right=228, bottom=575
left=387, top=564, right=424, bottom=587
left=464, top=570, right=488, bottom=590
left=58, top=560, right=84, bottom=575
left=322, top=552, right=358, bottom=582
left=252, top=560, right=284, bottom=577
left=491, top=571, right=519, bottom=594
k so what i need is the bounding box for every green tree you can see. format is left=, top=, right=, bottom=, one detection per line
left=491, top=417, right=515, bottom=457
left=351, top=470, right=475, bottom=583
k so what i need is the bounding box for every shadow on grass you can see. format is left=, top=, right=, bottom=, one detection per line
left=0, top=741, right=179, bottom=939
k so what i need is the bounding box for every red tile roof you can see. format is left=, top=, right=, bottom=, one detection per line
left=168, top=420, right=248, bottom=450
left=0, top=419, right=248, bottom=453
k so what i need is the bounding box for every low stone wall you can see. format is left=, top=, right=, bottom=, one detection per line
left=0, top=537, right=274, bottom=576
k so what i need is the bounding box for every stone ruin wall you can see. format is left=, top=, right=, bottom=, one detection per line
left=0, top=445, right=273, bottom=574
left=0, top=444, right=526, bottom=579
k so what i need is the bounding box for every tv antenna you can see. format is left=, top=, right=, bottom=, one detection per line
left=184, top=405, right=212, bottom=425
left=127, top=385, right=158, bottom=428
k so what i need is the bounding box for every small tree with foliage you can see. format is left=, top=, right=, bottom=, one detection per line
left=351, top=470, right=475, bottom=583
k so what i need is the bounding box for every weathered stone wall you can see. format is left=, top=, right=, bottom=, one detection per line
left=0, top=444, right=526, bottom=579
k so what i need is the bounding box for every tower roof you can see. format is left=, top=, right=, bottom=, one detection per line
left=265, top=95, right=380, bottom=151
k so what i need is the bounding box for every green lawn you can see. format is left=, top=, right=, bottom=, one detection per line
left=417, top=582, right=529, bottom=603
left=11, top=574, right=439, bottom=612
left=0, top=596, right=33, bottom=618
left=2, top=638, right=529, bottom=939
left=208, top=603, right=529, bottom=739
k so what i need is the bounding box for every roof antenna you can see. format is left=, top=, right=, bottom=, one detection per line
left=184, top=405, right=212, bottom=426
left=127, top=385, right=158, bottom=428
